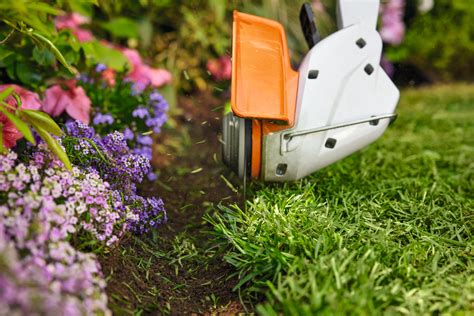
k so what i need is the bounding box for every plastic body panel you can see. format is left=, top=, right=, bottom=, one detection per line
left=260, top=1, right=400, bottom=182
left=231, top=11, right=299, bottom=125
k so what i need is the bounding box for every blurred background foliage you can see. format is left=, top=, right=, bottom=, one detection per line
left=0, top=0, right=129, bottom=91
left=0, top=0, right=472, bottom=94
left=90, top=0, right=472, bottom=92
left=385, top=0, right=474, bottom=81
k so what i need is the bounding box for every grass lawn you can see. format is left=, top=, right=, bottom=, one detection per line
left=209, top=84, right=474, bottom=315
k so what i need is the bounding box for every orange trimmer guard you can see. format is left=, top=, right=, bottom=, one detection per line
left=231, top=11, right=299, bottom=126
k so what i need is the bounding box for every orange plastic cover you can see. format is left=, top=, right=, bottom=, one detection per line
left=231, top=11, right=299, bottom=125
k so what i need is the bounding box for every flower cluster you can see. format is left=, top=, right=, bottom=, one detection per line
left=56, top=10, right=172, bottom=90
left=0, top=149, right=129, bottom=315
left=207, top=55, right=232, bottom=81
left=0, top=148, right=132, bottom=250
left=121, top=48, right=172, bottom=90
left=64, top=121, right=167, bottom=233
left=0, top=231, right=109, bottom=315
left=380, top=0, right=406, bottom=46
left=55, top=12, right=93, bottom=43
left=80, top=67, right=169, bottom=179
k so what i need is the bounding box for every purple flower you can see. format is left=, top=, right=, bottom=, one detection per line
left=149, top=91, right=169, bottom=112
left=131, top=81, right=147, bottom=95
left=150, top=90, right=164, bottom=102
left=65, top=120, right=95, bottom=138
left=60, top=124, right=166, bottom=234
left=95, top=63, right=107, bottom=73
left=123, top=127, right=135, bottom=140
left=0, top=147, right=135, bottom=315
left=147, top=172, right=157, bottom=181
left=102, top=131, right=129, bottom=153
left=93, top=113, right=114, bottom=125
left=380, top=56, right=395, bottom=77
left=133, top=146, right=153, bottom=160
left=132, top=107, right=149, bottom=119
left=137, top=135, right=153, bottom=146
left=78, top=74, right=90, bottom=83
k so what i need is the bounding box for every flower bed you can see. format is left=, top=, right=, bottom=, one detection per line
left=0, top=2, right=172, bottom=312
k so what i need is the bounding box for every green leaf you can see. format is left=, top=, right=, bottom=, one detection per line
left=35, top=125, right=72, bottom=170
left=25, top=2, right=62, bottom=15
left=6, top=62, right=16, bottom=80
left=32, top=46, right=56, bottom=66
left=81, top=40, right=129, bottom=71
left=0, top=46, right=14, bottom=67
left=101, top=17, right=140, bottom=39
left=0, top=87, right=14, bottom=102
left=16, top=62, right=42, bottom=85
left=0, top=106, right=35, bottom=144
left=21, top=109, right=63, bottom=136
left=29, top=32, right=76, bottom=75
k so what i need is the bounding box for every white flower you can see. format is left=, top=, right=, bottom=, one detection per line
left=418, top=0, right=434, bottom=13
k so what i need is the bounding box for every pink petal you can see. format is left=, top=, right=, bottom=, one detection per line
left=2, top=120, right=23, bottom=148
left=121, top=48, right=143, bottom=69
left=55, top=13, right=89, bottom=30
left=64, top=84, right=91, bottom=124
left=74, top=29, right=94, bottom=42
left=42, top=85, right=69, bottom=117
left=70, top=13, right=90, bottom=26
left=0, top=84, right=42, bottom=110
left=65, top=106, right=90, bottom=124
left=207, top=56, right=232, bottom=81
left=126, top=67, right=151, bottom=87
left=147, top=68, right=172, bottom=87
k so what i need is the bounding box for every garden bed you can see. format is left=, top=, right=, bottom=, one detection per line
left=100, top=92, right=247, bottom=314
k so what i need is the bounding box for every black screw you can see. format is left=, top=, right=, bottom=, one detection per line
left=325, top=138, right=337, bottom=149
left=369, top=119, right=380, bottom=126
left=364, top=64, right=374, bottom=75
left=356, top=38, right=366, bottom=48
left=308, top=70, right=319, bottom=79
left=276, top=164, right=288, bottom=176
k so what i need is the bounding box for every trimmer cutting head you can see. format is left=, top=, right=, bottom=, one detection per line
left=221, top=113, right=251, bottom=178
left=222, top=0, right=400, bottom=182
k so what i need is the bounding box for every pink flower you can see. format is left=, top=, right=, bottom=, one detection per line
left=312, top=0, right=325, bottom=13
left=207, top=56, right=232, bottom=81
left=380, top=0, right=406, bottom=45
left=42, top=80, right=91, bottom=124
left=0, top=85, right=42, bottom=148
left=55, top=13, right=90, bottom=29
left=0, top=84, right=42, bottom=110
left=0, top=117, right=23, bottom=148
left=143, top=68, right=172, bottom=87
left=121, top=48, right=172, bottom=88
left=55, top=13, right=93, bottom=43
left=71, top=29, right=94, bottom=42
left=101, top=68, right=117, bottom=86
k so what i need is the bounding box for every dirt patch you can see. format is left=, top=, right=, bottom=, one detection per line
left=99, top=91, right=249, bottom=315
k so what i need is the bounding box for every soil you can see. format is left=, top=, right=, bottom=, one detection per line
left=99, top=91, right=249, bottom=315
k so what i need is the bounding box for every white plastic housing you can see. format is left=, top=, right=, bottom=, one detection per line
left=261, top=0, right=399, bottom=182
